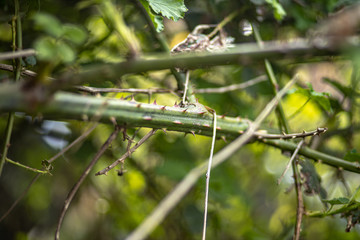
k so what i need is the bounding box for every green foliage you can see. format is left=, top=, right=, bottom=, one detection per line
left=32, top=12, right=87, bottom=63
left=289, top=83, right=332, bottom=113
left=344, top=149, right=360, bottom=162
left=139, top=0, right=164, bottom=32
left=299, top=159, right=327, bottom=200
left=264, top=0, right=286, bottom=21
left=323, top=197, right=350, bottom=205
left=139, top=0, right=187, bottom=32
left=2, top=0, right=360, bottom=240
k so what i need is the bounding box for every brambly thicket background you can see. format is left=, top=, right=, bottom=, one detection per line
left=1, top=0, right=360, bottom=239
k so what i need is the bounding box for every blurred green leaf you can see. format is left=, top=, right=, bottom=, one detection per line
left=265, top=0, right=286, bottom=21
left=34, top=37, right=58, bottom=61
left=146, top=0, right=188, bottom=21
left=33, top=12, right=64, bottom=38
left=62, top=24, right=87, bottom=45
left=300, top=159, right=327, bottom=200
left=34, top=37, right=75, bottom=63
left=139, top=0, right=164, bottom=32
left=344, top=149, right=360, bottom=162
left=322, top=197, right=350, bottom=205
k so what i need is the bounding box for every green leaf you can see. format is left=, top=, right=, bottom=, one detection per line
left=265, top=0, right=286, bottom=21
left=344, top=149, right=360, bottom=162
left=291, top=83, right=332, bottom=112
left=139, top=0, right=164, bottom=32
left=34, top=37, right=75, bottom=63
left=56, top=41, right=76, bottom=63
left=300, top=159, right=327, bottom=200
left=34, top=37, right=59, bottom=61
left=33, top=13, right=64, bottom=38
left=147, top=0, right=188, bottom=21
left=322, top=197, right=350, bottom=205
left=62, top=24, right=87, bottom=45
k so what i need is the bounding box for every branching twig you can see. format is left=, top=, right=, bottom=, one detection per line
left=55, top=125, right=120, bottom=240
left=95, top=129, right=157, bottom=176
left=0, top=63, right=38, bottom=78
left=4, top=156, right=50, bottom=174
left=278, top=139, right=304, bottom=185
left=0, top=123, right=98, bottom=223
left=255, top=128, right=327, bottom=140
left=125, top=75, right=298, bottom=240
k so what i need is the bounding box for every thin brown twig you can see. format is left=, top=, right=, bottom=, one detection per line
left=255, top=127, right=327, bottom=140
left=0, top=49, right=36, bottom=61
left=95, top=129, right=157, bottom=176
left=0, top=123, right=98, bottom=223
left=293, top=160, right=304, bottom=240
left=0, top=174, right=40, bottom=222
left=55, top=125, right=120, bottom=240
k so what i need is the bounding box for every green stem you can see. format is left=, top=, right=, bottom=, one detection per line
left=5, top=157, right=49, bottom=174
left=261, top=139, right=360, bottom=173
left=0, top=86, right=359, bottom=174
left=53, top=38, right=347, bottom=91
left=308, top=201, right=360, bottom=218
left=253, top=24, right=290, bottom=132
left=0, top=0, right=22, bottom=177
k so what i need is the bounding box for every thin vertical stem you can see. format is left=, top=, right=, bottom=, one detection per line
left=0, top=0, right=22, bottom=177
left=182, top=70, right=190, bottom=103
left=252, top=23, right=304, bottom=240
left=202, top=111, right=217, bottom=240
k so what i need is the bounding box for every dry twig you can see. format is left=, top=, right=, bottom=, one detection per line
left=55, top=125, right=120, bottom=240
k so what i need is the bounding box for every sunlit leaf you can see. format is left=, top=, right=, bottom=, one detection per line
left=147, top=0, right=188, bottom=21
left=265, top=0, right=286, bottom=21
left=289, top=83, right=332, bottom=112
left=139, top=0, right=164, bottom=32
